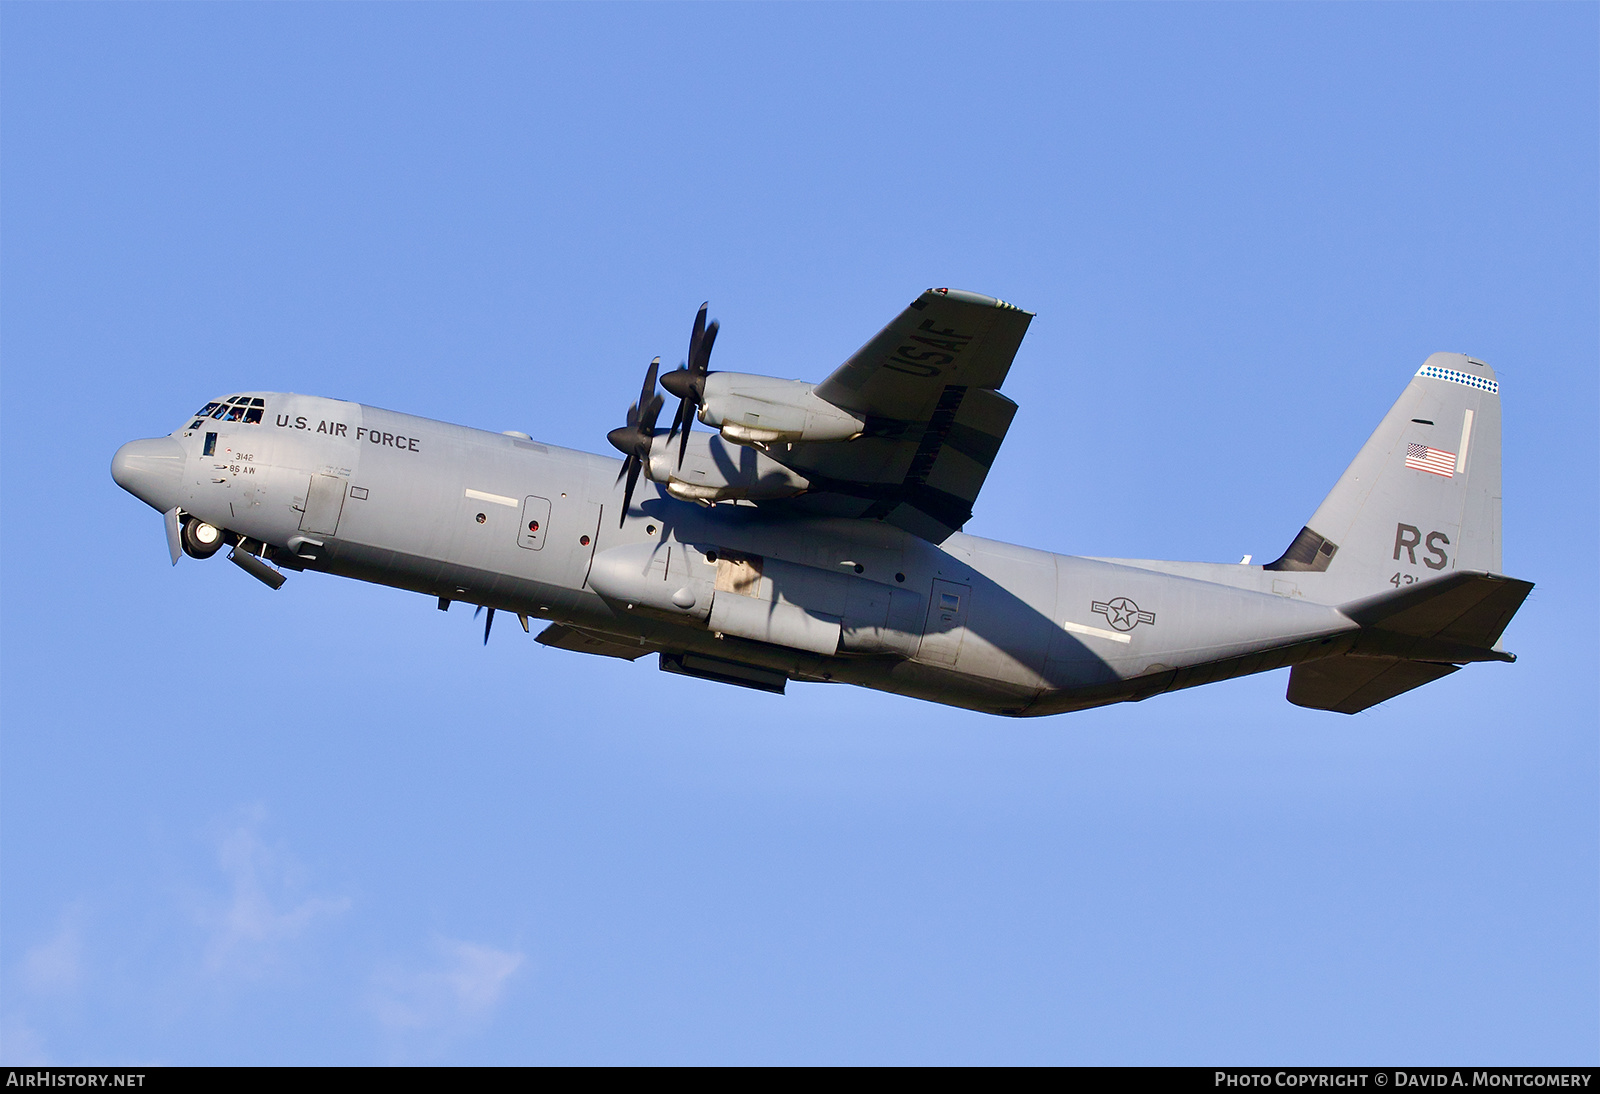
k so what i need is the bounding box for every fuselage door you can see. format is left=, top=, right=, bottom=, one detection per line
left=519, top=496, right=552, bottom=550
left=918, top=579, right=971, bottom=665
left=300, top=474, right=347, bottom=536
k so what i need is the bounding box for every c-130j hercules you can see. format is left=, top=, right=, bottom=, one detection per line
left=112, top=288, right=1531, bottom=716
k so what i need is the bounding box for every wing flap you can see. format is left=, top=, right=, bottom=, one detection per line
left=921, top=387, right=1019, bottom=505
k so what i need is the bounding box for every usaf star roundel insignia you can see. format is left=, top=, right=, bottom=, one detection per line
left=1091, top=596, right=1156, bottom=632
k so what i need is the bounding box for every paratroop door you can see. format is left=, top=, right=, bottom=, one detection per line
left=300, top=474, right=347, bottom=536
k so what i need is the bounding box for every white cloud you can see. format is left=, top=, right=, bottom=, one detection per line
left=0, top=1017, right=51, bottom=1065
left=371, top=937, right=524, bottom=1059
left=21, top=910, right=84, bottom=996
left=193, top=807, right=350, bottom=978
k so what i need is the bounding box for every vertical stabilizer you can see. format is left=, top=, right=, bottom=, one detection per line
left=1267, top=353, right=1503, bottom=604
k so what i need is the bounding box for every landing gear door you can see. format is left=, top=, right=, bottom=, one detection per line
left=918, top=579, right=971, bottom=665
left=300, top=474, right=346, bottom=536
left=518, top=496, right=552, bottom=550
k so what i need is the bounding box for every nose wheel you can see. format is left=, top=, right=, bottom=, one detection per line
left=181, top=517, right=224, bottom=559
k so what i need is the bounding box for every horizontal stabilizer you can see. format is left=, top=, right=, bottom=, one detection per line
left=1341, top=570, right=1533, bottom=648
left=1288, top=570, right=1532, bottom=713
left=536, top=623, right=655, bottom=661
left=1288, top=657, right=1459, bottom=714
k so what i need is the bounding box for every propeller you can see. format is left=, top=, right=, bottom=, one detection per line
left=607, top=356, right=664, bottom=526
left=660, top=303, right=719, bottom=469
left=475, top=604, right=495, bottom=644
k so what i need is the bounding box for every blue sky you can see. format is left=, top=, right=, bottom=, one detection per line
left=2, top=3, right=1595, bottom=1064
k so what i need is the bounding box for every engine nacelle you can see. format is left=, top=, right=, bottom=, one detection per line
left=646, top=430, right=810, bottom=505
left=697, top=373, right=865, bottom=447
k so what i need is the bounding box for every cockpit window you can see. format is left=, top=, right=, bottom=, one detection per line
left=195, top=395, right=265, bottom=426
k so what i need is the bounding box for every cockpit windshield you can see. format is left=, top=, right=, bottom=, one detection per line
left=189, top=395, right=264, bottom=429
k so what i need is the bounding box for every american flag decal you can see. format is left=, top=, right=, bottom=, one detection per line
left=1405, top=443, right=1456, bottom=477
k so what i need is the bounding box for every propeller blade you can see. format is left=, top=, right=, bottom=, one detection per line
left=688, top=304, right=707, bottom=372
left=610, top=357, right=664, bottom=524
left=640, top=391, right=663, bottom=435
left=676, top=404, right=693, bottom=468
left=667, top=307, right=719, bottom=469
left=666, top=395, right=687, bottom=440
left=483, top=606, right=495, bottom=645
left=696, top=320, right=718, bottom=375
left=640, top=357, right=660, bottom=411
left=619, top=455, right=642, bottom=526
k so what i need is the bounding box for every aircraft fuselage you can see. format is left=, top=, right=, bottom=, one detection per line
left=114, top=392, right=1360, bottom=716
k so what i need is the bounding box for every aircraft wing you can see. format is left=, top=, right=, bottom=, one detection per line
left=776, top=288, right=1034, bottom=542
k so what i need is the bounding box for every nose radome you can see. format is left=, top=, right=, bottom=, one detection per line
left=111, top=437, right=186, bottom=512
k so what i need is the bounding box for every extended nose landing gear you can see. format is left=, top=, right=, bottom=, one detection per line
left=174, top=513, right=287, bottom=590
left=181, top=517, right=224, bottom=559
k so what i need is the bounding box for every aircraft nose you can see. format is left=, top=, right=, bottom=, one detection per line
left=111, top=437, right=186, bottom=511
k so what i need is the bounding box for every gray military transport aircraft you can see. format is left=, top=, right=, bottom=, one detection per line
left=112, top=288, right=1531, bottom=716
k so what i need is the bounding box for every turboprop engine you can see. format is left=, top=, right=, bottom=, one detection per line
left=668, top=372, right=866, bottom=448
left=646, top=429, right=810, bottom=505
left=657, top=303, right=866, bottom=453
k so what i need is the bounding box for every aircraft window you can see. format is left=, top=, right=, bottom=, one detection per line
left=244, top=406, right=263, bottom=423
left=196, top=402, right=223, bottom=417
left=223, top=405, right=246, bottom=422
left=203, top=432, right=217, bottom=456
left=210, top=405, right=228, bottom=419
left=250, top=398, right=265, bottom=407
left=189, top=420, right=204, bottom=430
left=940, top=592, right=961, bottom=610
